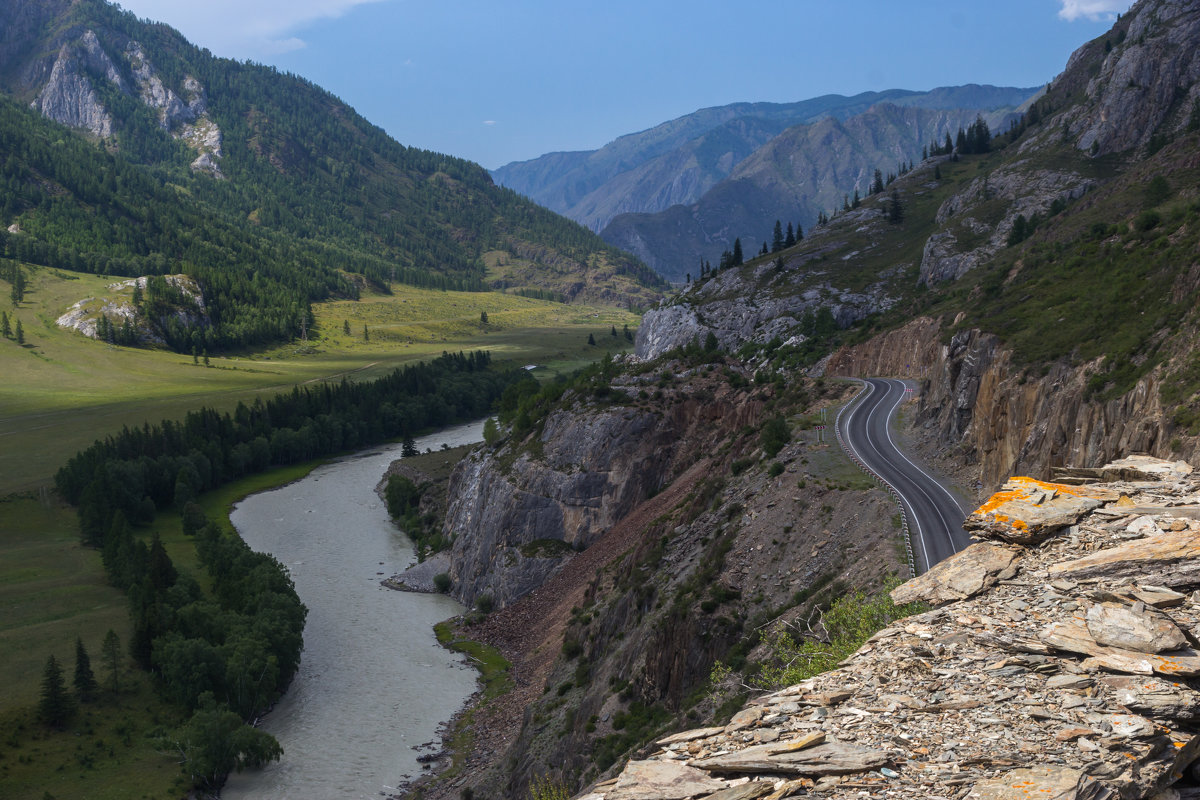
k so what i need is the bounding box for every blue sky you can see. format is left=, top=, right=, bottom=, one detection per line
left=116, top=0, right=1133, bottom=169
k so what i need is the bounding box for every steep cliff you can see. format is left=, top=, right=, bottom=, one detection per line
left=587, top=457, right=1200, bottom=800
left=423, top=358, right=909, bottom=800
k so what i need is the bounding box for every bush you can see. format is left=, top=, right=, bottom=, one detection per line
left=760, top=417, right=791, bottom=458
left=1134, top=210, right=1162, bottom=232
left=768, top=462, right=785, bottom=478
left=476, top=593, right=494, bottom=614
left=433, top=573, right=452, bottom=593
left=730, top=458, right=754, bottom=476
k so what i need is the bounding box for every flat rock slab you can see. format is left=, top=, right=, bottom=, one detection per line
left=1039, top=620, right=1200, bottom=676
left=1099, top=675, right=1200, bottom=722
left=1086, top=602, right=1187, bottom=653
left=965, top=478, right=1108, bottom=544
left=607, top=761, right=728, bottom=800
left=1047, top=530, right=1200, bottom=588
left=966, top=766, right=1117, bottom=800
left=891, top=542, right=1019, bottom=605
left=657, top=727, right=726, bottom=746
left=693, top=739, right=889, bottom=776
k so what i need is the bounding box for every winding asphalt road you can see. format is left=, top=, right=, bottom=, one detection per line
left=837, top=378, right=973, bottom=572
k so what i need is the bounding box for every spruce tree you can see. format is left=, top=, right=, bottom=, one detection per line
left=888, top=190, right=904, bottom=224
left=771, top=220, right=784, bottom=252
left=38, top=654, right=73, bottom=728
left=363, top=324, right=369, bottom=342
left=74, top=637, right=98, bottom=701
left=15, top=318, right=24, bottom=345
left=102, top=629, right=122, bottom=693
left=343, top=319, right=351, bottom=335
left=732, top=238, right=744, bottom=266
left=587, top=333, right=596, bottom=346
left=784, top=223, right=795, bottom=248
left=1, top=310, right=9, bottom=338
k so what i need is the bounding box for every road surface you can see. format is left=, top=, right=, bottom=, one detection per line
left=836, top=378, right=973, bottom=572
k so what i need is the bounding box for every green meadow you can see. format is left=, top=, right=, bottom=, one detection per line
left=0, top=262, right=640, bottom=798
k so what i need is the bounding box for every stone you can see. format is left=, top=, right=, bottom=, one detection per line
left=697, top=783, right=773, bottom=800
left=1085, top=602, right=1188, bottom=654
left=1048, top=530, right=1200, bottom=588
left=965, top=478, right=1108, bottom=544
left=693, top=740, right=890, bottom=776
left=890, top=543, right=1019, bottom=605
left=1039, top=620, right=1200, bottom=677
left=606, top=761, right=728, bottom=800
left=966, top=766, right=1117, bottom=800
left=658, top=728, right=727, bottom=747
left=1098, top=676, right=1200, bottom=722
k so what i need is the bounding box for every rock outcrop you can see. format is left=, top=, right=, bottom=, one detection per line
left=587, top=457, right=1200, bottom=800
left=1068, top=0, right=1200, bottom=157
left=826, top=316, right=1197, bottom=492
left=435, top=370, right=764, bottom=608
left=27, top=29, right=224, bottom=175
left=56, top=274, right=207, bottom=343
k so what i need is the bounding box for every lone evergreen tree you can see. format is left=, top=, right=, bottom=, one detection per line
left=38, top=654, right=73, bottom=728
left=771, top=220, right=785, bottom=252
left=102, top=629, right=122, bottom=693
left=343, top=319, right=351, bottom=335
left=480, top=311, right=489, bottom=324
left=15, top=318, right=24, bottom=345
left=587, top=333, right=597, bottom=346
left=784, top=223, right=796, bottom=248
left=74, top=636, right=98, bottom=701
left=1, top=310, right=9, bottom=338
left=610, top=325, right=617, bottom=337
left=362, top=324, right=369, bottom=342
left=731, top=238, right=744, bottom=266
left=402, top=435, right=418, bottom=458
left=888, top=190, right=904, bottom=224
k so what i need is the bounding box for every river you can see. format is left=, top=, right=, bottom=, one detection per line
left=221, top=421, right=485, bottom=800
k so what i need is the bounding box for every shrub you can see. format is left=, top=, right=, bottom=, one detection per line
left=433, top=573, right=452, bottom=593
left=1134, top=210, right=1162, bottom=232
left=760, top=417, right=791, bottom=458
left=768, top=462, right=785, bottom=478
left=476, top=593, right=494, bottom=613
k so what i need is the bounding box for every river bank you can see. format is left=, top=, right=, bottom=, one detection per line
left=222, top=421, right=486, bottom=800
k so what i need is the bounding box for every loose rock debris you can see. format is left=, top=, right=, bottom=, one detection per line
left=583, top=456, right=1200, bottom=799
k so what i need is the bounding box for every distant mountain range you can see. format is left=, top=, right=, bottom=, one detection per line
left=492, top=85, right=1039, bottom=281
left=0, top=0, right=664, bottom=350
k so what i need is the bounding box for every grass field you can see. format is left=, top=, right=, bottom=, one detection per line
left=0, top=265, right=638, bottom=494
left=0, top=260, right=640, bottom=797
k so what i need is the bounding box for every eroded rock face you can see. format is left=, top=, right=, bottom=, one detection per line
left=919, top=167, right=1095, bottom=285
left=1072, top=0, right=1200, bottom=157
left=588, top=457, right=1200, bottom=800
left=439, top=375, right=764, bottom=608
left=30, top=35, right=117, bottom=138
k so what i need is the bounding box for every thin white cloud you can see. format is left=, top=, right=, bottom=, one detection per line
left=1058, top=0, right=1132, bottom=22
left=115, top=0, right=389, bottom=58
left=483, top=120, right=496, bottom=126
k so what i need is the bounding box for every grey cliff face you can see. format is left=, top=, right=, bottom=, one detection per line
left=919, top=164, right=1095, bottom=285
left=31, top=39, right=115, bottom=138
left=26, top=30, right=223, bottom=176
left=443, top=405, right=672, bottom=608
left=1073, top=0, right=1200, bottom=156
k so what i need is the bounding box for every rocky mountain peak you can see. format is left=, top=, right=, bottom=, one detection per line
left=30, top=29, right=120, bottom=138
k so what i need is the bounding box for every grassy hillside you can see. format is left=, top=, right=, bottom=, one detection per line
left=0, top=0, right=663, bottom=355
left=0, top=262, right=639, bottom=494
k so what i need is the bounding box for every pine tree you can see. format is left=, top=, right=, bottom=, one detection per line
left=38, top=654, right=73, bottom=728
left=796, top=223, right=804, bottom=240
left=888, top=189, right=904, bottom=224
left=343, top=319, right=351, bottom=335
left=784, top=223, right=795, bottom=248
left=101, top=629, right=122, bottom=693
left=362, top=324, right=369, bottom=342
left=1, top=310, right=9, bottom=338
left=74, top=637, right=98, bottom=701
left=732, top=238, right=744, bottom=266
left=15, top=318, right=24, bottom=345
left=852, top=189, right=861, bottom=209
left=771, top=220, right=784, bottom=252
left=871, top=169, right=885, bottom=195
left=610, top=325, right=617, bottom=337
left=480, top=311, right=489, bottom=324
left=587, top=333, right=596, bottom=346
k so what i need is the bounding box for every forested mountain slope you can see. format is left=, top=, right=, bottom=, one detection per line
left=0, top=0, right=664, bottom=351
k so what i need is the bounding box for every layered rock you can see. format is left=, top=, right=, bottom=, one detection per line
left=434, top=372, right=764, bottom=608
left=588, top=457, right=1200, bottom=800
left=30, top=32, right=119, bottom=138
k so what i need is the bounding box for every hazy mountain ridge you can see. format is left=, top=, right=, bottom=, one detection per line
left=603, top=103, right=1023, bottom=281
left=492, top=85, right=1037, bottom=237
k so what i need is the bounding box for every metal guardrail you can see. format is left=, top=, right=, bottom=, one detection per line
left=832, top=380, right=917, bottom=579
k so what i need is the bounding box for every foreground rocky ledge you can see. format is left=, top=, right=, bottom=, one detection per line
left=585, top=455, right=1200, bottom=800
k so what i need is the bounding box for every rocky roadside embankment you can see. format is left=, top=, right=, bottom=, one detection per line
left=580, top=455, right=1200, bottom=800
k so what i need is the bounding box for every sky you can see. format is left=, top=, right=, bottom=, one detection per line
left=114, top=0, right=1134, bottom=170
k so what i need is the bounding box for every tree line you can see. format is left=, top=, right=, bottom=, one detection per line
left=54, top=351, right=526, bottom=789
